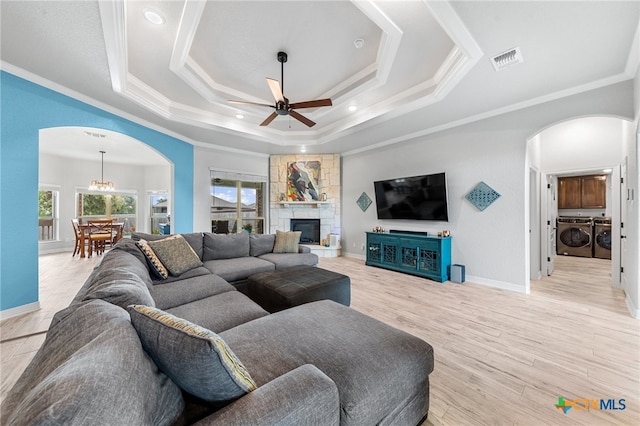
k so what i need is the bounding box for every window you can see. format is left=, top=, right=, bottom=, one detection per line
left=77, top=191, right=137, bottom=235
left=149, top=192, right=169, bottom=235
left=210, top=171, right=267, bottom=234
left=38, top=187, right=59, bottom=241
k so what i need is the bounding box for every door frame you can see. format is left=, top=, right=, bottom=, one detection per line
left=541, top=173, right=557, bottom=276
left=537, top=166, right=621, bottom=288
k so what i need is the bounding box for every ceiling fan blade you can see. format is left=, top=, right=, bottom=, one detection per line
left=289, top=99, right=332, bottom=109
left=228, top=100, right=274, bottom=108
left=266, top=78, right=284, bottom=102
left=289, top=110, right=316, bottom=127
left=260, top=112, right=278, bottom=126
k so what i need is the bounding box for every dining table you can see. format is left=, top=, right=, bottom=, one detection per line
left=78, top=222, right=124, bottom=258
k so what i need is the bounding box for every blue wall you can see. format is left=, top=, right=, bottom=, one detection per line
left=0, top=71, right=194, bottom=311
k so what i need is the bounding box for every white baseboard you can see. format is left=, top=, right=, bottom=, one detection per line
left=465, top=275, right=528, bottom=293
left=39, top=243, right=74, bottom=255
left=625, top=293, right=640, bottom=319
left=0, top=302, right=41, bottom=321
left=341, top=254, right=528, bottom=293
left=343, top=252, right=366, bottom=261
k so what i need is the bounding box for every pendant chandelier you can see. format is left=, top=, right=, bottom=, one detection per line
left=88, top=150, right=115, bottom=192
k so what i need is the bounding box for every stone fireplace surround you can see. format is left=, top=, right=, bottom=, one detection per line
left=269, top=154, right=341, bottom=257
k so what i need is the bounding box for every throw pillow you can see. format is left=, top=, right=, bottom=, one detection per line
left=136, top=241, right=169, bottom=280
left=273, top=230, right=301, bottom=253
left=132, top=232, right=204, bottom=259
left=147, top=235, right=203, bottom=276
left=127, top=305, right=257, bottom=401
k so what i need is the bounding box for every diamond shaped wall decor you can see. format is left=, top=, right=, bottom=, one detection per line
left=356, top=192, right=372, bottom=212
left=465, top=181, right=500, bottom=211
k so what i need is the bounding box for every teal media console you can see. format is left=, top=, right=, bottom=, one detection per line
left=365, top=232, right=452, bottom=282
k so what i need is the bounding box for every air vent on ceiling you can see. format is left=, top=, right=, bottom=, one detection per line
left=491, top=47, right=523, bottom=71
left=84, top=131, right=106, bottom=138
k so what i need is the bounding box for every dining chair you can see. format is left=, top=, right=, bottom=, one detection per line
left=104, top=217, right=122, bottom=248
left=111, top=222, right=123, bottom=246
left=71, top=219, right=87, bottom=257
left=87, top=219, right=114, bottom=257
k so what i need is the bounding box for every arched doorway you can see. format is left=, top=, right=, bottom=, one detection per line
left=527, top=116, right=635, bottom=314
left=38, top=126, right=173, bottom=254
left=1, top=72, right=195, bottom=316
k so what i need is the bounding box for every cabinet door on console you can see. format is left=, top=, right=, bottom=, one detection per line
left=416, top=240, right=441, bottom=277
left=367, top=233, right=398, bottom=267
left=399, top=241, right=419, bottom=270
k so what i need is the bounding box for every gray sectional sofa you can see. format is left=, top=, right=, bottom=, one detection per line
left=1, top=232, right=435, bottom=426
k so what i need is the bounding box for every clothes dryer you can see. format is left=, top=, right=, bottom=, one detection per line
left=557, top=217, right=593, bottom=257
left=593, top=217, right=611, bottom=259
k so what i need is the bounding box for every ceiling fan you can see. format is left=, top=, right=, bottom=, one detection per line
left=229, top=51, right=332, bottom=127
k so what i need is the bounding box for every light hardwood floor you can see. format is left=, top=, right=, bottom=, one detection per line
left=1, top=253, right=638, bottom=425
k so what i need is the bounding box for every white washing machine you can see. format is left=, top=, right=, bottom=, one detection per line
left=593, top=217, right=611, bottom=259
left=557, top=217, right=593, bottom=258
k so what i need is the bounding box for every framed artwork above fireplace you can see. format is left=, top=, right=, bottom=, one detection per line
left=287, top=161, right=321, bottom=202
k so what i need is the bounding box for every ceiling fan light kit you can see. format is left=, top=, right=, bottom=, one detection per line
left=229, top=51, right=332, bottom=128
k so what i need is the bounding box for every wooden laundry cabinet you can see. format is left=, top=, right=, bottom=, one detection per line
left=558, top=175, right=606, bottom=209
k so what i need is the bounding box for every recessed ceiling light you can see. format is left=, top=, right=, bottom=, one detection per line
left=354, top=38, right=365, bottom=49
left=602, top=168, right=613, bottom=173
left=235, top=113, right=245, bottom=120
left=143, top=8, right=165, bottom=25
left=300, top=146, right=307, bottom=153
left=348, top=105, right=357, bottom=112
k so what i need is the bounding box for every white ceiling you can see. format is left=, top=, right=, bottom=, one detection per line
left=1, top=1, right=639, bottom=163
left=39, top=127, right=168, bottom=166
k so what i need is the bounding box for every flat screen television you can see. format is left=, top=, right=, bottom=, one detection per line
left=374, top=172, right=449, bottom=221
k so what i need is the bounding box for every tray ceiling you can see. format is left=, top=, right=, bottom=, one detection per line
left=1, top=1, right=638, bottom=157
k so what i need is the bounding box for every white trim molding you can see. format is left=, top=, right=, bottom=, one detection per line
left=465, top=275, right=529, bottom=294
left=626, top=292, right=640, bottom=320
left=0, top=302, right=41, bottom=321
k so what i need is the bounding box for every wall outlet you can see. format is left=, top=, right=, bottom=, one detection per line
left=352, top=242, right=356, bottom=247
left=361, top=243, right=365, bottom=251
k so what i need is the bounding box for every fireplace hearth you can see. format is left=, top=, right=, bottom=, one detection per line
left=290, top=219, right=320, bottom=244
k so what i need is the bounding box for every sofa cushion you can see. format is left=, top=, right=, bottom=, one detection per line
left=273, top=230, right=301, bottom=253
left=203, top=232, right=250, bottom=260
left=203, top=257, right=274, bottom=283
left=195, top=365, right=340, bottom=426
left=111, top=238, right=151, bottom=271
left=249, top=234, right=276, bottom=257
left=298, top=245, right=312, bottom=253
left=128, top=305, right=257, bottom=402
left=258, top=252, right=319, bottom=269
left=220, top=300, right=434, bottom=426
left=165, top=291, right=269, bottom=333
left=151, top=266, right=210, bottom=284
left=152, top=274, right=235, bottom=310
left=0, top=300, right=183, bottom=426
left=137, top=241, right=169, bottom=279
left=148, top=234, right=203, bottom=276
left=132, top=232, right=204, bottom=259
left=73, top=250, right=155, bottom=308
left=82, top=266, right=156, bottom=309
